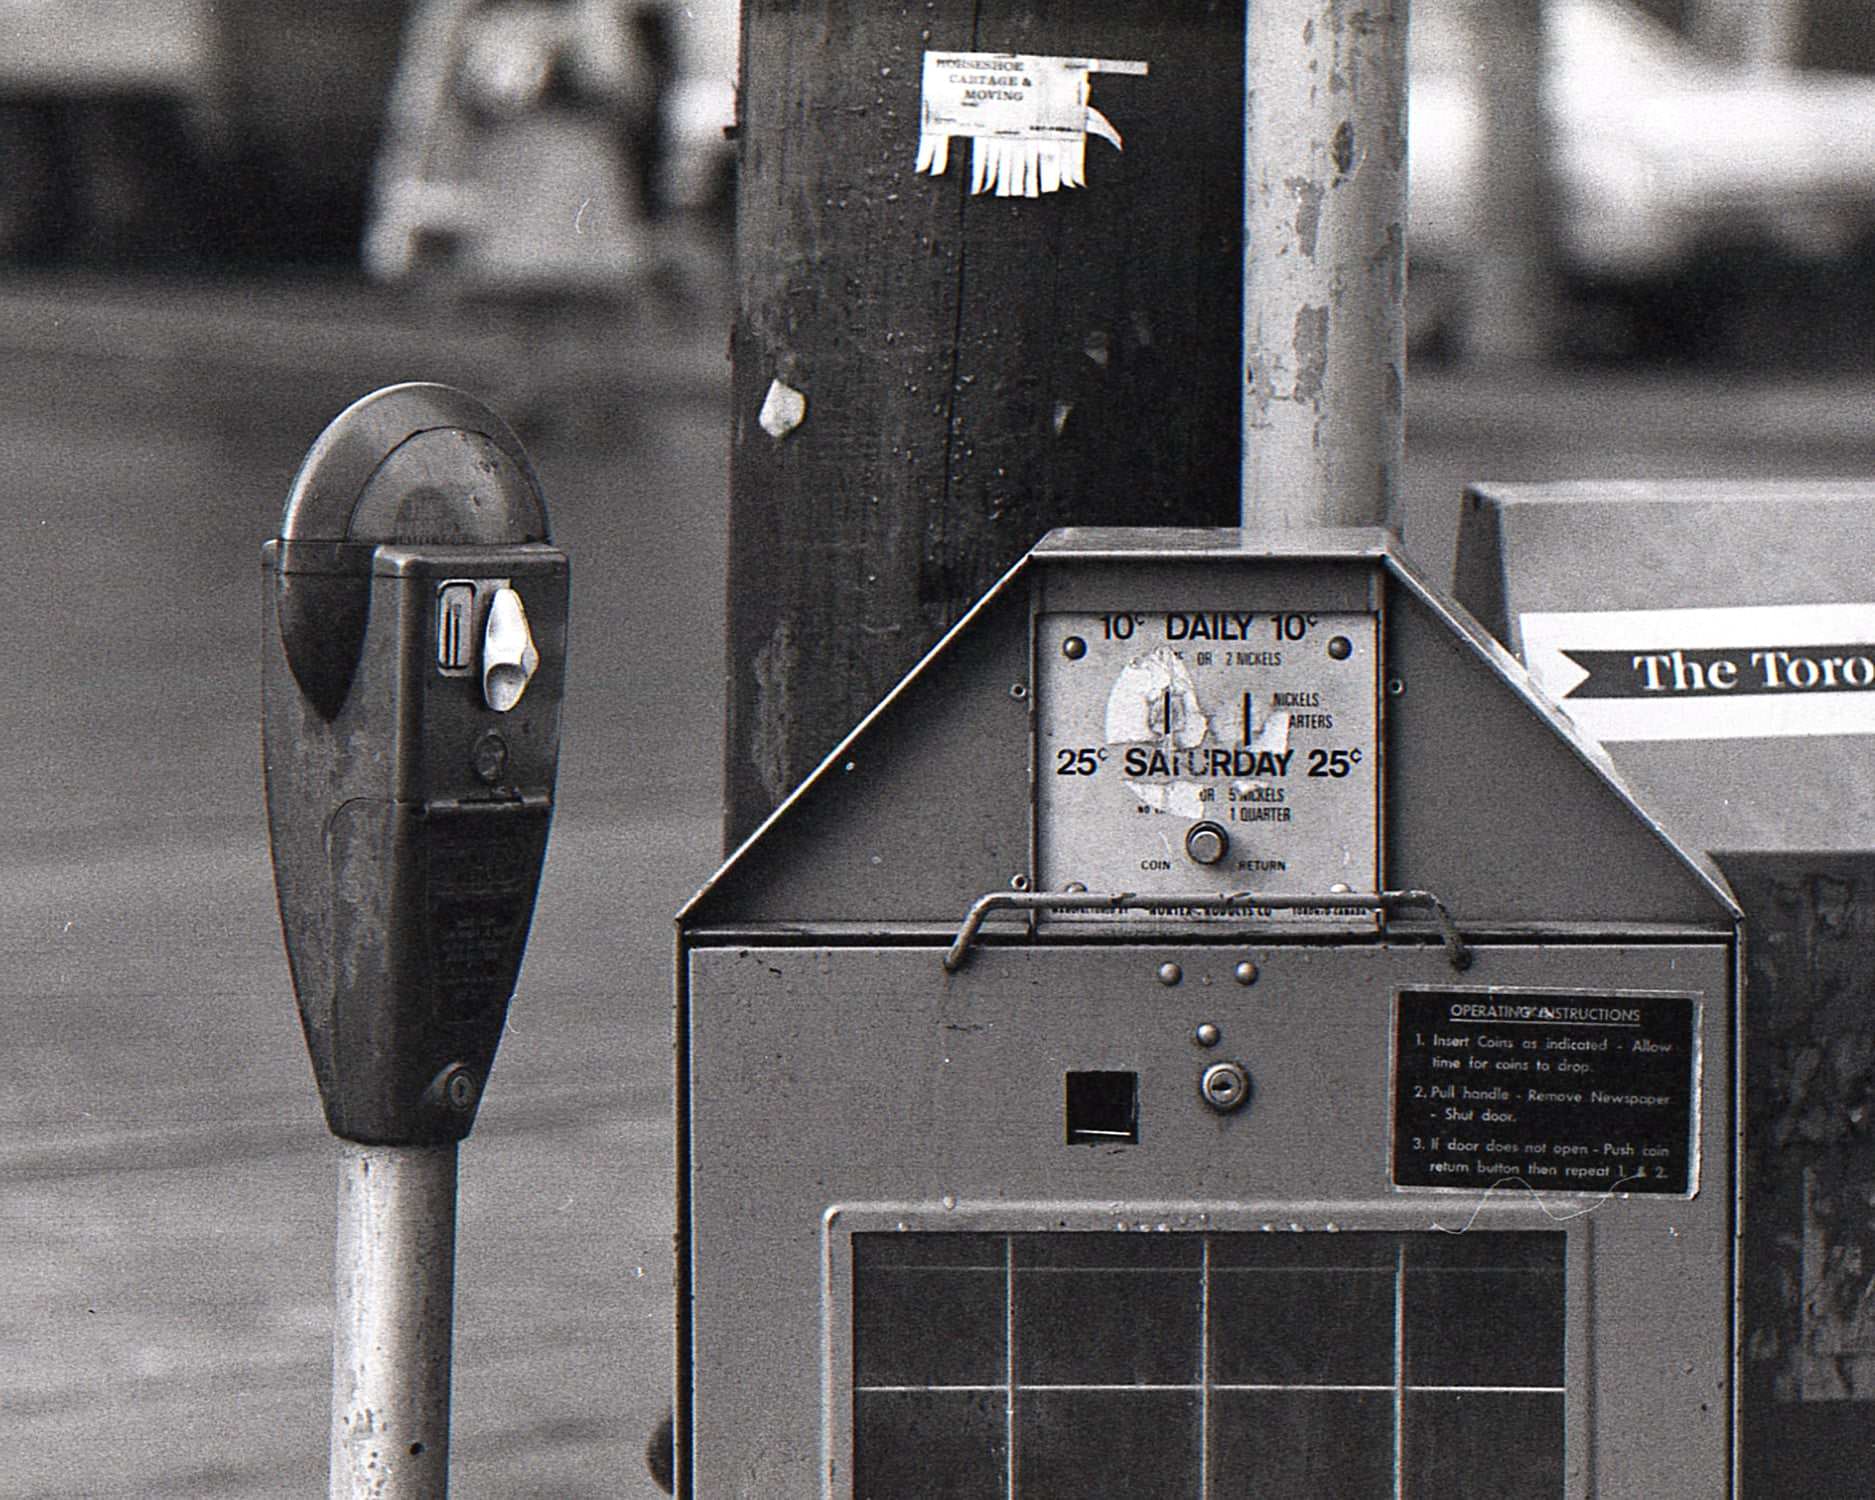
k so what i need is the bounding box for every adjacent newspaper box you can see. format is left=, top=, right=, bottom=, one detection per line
left=1459, top=479, right=1875, bottom=1494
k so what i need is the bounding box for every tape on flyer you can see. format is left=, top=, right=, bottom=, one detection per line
left=917, top=51, right=1148, bottom=197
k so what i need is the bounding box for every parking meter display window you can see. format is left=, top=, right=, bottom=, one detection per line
left=1035, top=608, right=1379, bottom=916
left=851, top=1230, right=1565, bottom=1498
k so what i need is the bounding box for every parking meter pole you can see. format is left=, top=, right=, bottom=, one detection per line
left=1241, top=0, right=1408, bottom=531
left=331, top=1143, right=458, bottom=1499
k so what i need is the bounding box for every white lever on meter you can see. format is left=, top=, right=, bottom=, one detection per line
left=482, top=586, right=539, bottom=711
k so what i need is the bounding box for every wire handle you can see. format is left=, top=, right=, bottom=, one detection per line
left=942, top=888, right=1470, bottom=973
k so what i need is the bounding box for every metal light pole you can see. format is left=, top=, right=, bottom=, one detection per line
left=1462, top=0, right=1557, bottom=367
left=1242, top=0, right=1409, bottom=531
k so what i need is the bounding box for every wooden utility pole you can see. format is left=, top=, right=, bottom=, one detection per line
left=723, top=4, right=1246, bottom=849
left=723, top=1, right=1412, bottom=848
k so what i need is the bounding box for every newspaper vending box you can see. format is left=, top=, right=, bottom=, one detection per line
left=676, top=528, right=1741, bottom=1499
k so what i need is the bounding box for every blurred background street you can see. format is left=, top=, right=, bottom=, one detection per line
left=0, top=269, right=726, bottom=1496
left=6, top=0, right=1875, bottom=1495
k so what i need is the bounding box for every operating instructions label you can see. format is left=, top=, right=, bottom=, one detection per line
left=1392, top=989, right=1699, bottom=1196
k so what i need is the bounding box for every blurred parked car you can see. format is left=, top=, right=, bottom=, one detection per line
left=1409, top=0, right=1875, bottom=357
left=0, top=0, right=408, bottom=266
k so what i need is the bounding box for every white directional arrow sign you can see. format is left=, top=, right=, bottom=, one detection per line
left=1519, top=604, right=1875, bottom=742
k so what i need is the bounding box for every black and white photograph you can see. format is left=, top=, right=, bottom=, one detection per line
left=6, top=2, right=1875, bottom=1495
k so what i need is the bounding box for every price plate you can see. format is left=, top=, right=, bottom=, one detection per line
left=1035, top=608, right=1379, bottom=918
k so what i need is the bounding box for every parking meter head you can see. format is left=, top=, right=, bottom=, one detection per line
left=273, top=383, right=547, bottom=717
left=262, top=384, right=567, bottom=1146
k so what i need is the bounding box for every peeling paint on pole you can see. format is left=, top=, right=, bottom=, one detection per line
left=1242, top=0, right=1408, bottom=529
left=1292, top=305, right=1329, bottom=403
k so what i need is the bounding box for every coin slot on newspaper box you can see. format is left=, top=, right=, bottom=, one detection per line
left=1065, top=1070, right=1139, bottom=1144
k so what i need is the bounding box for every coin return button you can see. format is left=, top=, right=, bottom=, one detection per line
left=1184, top=820, right=1231, bottom=866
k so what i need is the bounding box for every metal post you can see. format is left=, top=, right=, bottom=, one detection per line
left=1692, top=0, right=1801, bottom=68
left=1242, top=0, right=1409, bottom=530
left=330, top=1143, right=459, bottom=1499
left=1462, top=0, right=1556, bottom=366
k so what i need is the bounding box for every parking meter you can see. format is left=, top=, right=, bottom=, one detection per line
left=262, top=382, right=566, bottom=1497
left=262, top=381, right=567, bottom=1145
left=675, top=528, right=1742, bottom=1498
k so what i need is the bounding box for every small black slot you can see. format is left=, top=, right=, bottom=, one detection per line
left=1065, top=1070, right=1139, bottom=1145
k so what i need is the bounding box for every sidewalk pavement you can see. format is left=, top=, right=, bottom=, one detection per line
left=1, top=809, right=709, bottom=1498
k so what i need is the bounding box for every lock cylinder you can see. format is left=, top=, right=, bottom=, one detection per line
left=1200, top=1060, right=1252, bottom=1113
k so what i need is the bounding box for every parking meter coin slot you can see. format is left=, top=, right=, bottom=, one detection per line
left=433, top=578, right=542, bottom=711
left=437, top=582, right=477, bottom=671
left=390, top=560, right=566, bottom=806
